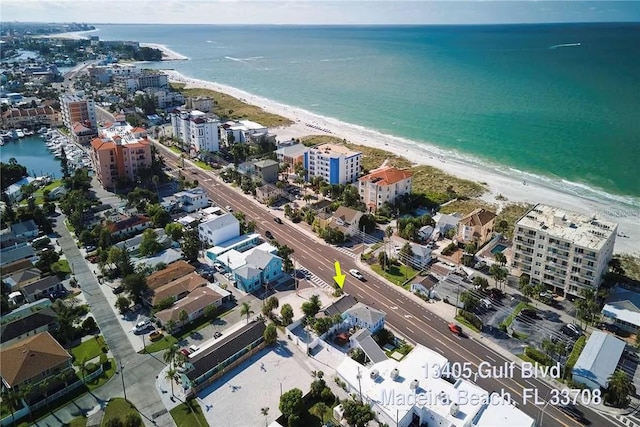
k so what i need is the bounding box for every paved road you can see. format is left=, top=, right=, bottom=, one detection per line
left=35, top=214, right=175, bottom=427
left=156, top=142, right=620, bottom=427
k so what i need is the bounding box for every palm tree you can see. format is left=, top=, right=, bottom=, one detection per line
left=311, top=402, right=330, bottom=423
left=166, top=319, right=176, bottom=334
left=80, top=356, right=89, bottom=383
left=240, top=302, right=254, bottom=324
left=494, top=252, right=507, bottom=266
left=152, top=175, right=160, bottom=198
left=260, top=407, right=269, bottom=427
left=39, top=378, right=51, bottom=412
left=606, top=369, right=636, bottom=407
left=165, top=368, right=177, bottom=396
left=3, top=389, right=22, bottom=424
left=163, top=344, right=179, bottom=369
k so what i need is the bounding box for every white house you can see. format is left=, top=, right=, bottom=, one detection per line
left=342, top=302, right=385, bottom=333
left=198, top=213, right=240, bottom=247
left=5, top=177, right=36, bottom=203
left=408, top=243, right=432, bottom=268
left=9, top=220, right=39, bottom=240
left=303, top=143, right=362, bottom=185
left=358, top=166, right=413, bottom=212
left=602, top=286, right=640, bottom=333
left=175, top=187, right=210, bottom=213
left=433, top=213, right=461, bottom=238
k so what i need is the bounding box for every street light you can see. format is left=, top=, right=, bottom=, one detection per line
left=119, top=360, right=127, bottom=401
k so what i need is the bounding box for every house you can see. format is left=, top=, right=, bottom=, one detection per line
left=407, top=243, right=432, bottom=268
left=233, top=249, right=283, bottom=293
left=170, top=110, right=220, bottom=154
left=0, top=245, right=36, bottom=268
left=146, top=260, right=196, bottom=290
left=275, top=144, right=308, bottom=170
left=114, top=228, right=169, bottom=254
left=104, top=214, right=151, bottom=239
left=150, top=272, right=208, bottom=306
left=3, top=266, right=42, bottom=290
left=572, top=330, right=626, bottom=390
left=9, top=220, right=38, bottom=240
left=349, top=328, right=388, bottom=364
left=303, top=143, right=362, bottom=185
left=175, top=187, right=210, bottom=213
left=183, top=320, right=266, bottom=394
left=322, top=294, right=358, bottom=317
left=602, top=286, right=640, bottom=333
left=198, top=213, right=240, bottom=247
left=5, top=177, right=36, bottom=203
left=252, top=159, right=279, bottom=184
left=417, top=225, right=434, bottom=241
left=0, top=259, right=35, bottom=278
left=434, top=212, right=461, bottom=237
left=320, top=206, right=364, bottom=237
left=133, top=248, right=184, bottom=270
left=155, top=287, right=223, bottom=329
left=0, top=307, right=58, bottom=346
left=0, top=298, right=52, bottom=324
left=457, top=208, right=497, bottom=246
left=255, top=184, right=284, bottom=204
left=342, top=302, right=385, bottom=333
left=20, top=276, right=64, bottom=302
left=358, top=167, right=413, bottom=212
left=0, top=332, right=72, bottom=392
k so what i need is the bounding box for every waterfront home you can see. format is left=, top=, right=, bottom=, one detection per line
left=170, top=109, right=220, bottom=154
left=5, top=177, right=36, bottom=203
left=1, top=106, right=62, bottom=129
left=275, top=143, right=308, bottom=171
left=358, top=166, right=413, bottom=212
left=456, top=208, right=497, bottom=247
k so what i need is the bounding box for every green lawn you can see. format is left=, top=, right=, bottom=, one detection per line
left=565, top=335, right=587, bottom=379
left=455, top=315, right=481, bottom=333
left=71, top=336, right=108, bottom=365
left=193, top=160, right=214, bottom=171
left=169, top=146, right=183, bottom=154
left=169, top=401, right=208, bottom=427
left=101, top=398, right=142, bottom=427
left=67, top=416, right=88, bottom=427
left=52, top=259, right=71, bottom=276
left=371, top=263, right=418, bottom=287
left=86, top=359, right=116, bottom=392
left=142, top=334, right=178, bottom=353
left=29, top=179, right=64, bottom=204
left=500, top=302, right=535, bottom=330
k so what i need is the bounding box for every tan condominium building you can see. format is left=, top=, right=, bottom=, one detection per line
left=59, top=94, right=97, bottom=130
left=358, top=166, right=413, bottom=212
left=512, top=204, right=617, bottom=298
left=90, top=120, right=151, bottom=190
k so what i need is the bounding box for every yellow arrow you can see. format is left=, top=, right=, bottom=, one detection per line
left=333, top=261, right=346, bottom=289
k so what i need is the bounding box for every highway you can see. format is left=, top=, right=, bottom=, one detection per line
left=156, top=142, right=620, bottom=427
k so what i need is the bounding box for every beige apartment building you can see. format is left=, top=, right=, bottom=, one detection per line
left=90, top=122, right=151, bottom=190
left=512, top=204, right=617, bottom=298
left=59, top=94, right=97, bottom=130
left=358, top=166, right=413, bottom=212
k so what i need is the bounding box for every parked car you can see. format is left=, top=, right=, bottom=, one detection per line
left=274, top=217, right=283, bottom=224
left=214, top=263, right=225, bottom=273
left=349, top=269, right=365, bottom=281
left=112, top=285, right=124, bottom=294
left=539, top=291, right=554, bottom=300
left=149, top=330, right=164, bottom=341
left=488, top=288, right=504, bottom=300
left=480, top=299, right=493, bottom=310
left=85, top=245, right=97, bottom=252
left=561, top=324, right=582, bottom=338
left=225, top=205, right=233, bottom=212
left=133, top=320, right=151, bottom=334
left=624, top=349, right=639, bottom=362
left=265, top=231, right=274, bottom=240
left=189, top=344, right=200, bottom=353
left=448, top=323, right=462, bottom=335
left=180, top=348, right=191, bottom=357
left=474, top=261, right=487, bottom=269
left=214, top=332, right=222, bottom=339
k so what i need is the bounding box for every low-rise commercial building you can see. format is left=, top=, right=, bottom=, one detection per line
left=572, top=330, right=626, bottom=390
left=198, top=213, right=240, bottom=247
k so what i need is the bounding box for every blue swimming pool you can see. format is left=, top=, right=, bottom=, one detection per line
left=491, top=244, right=507, bottom=254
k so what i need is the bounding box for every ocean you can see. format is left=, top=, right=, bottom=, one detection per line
left=76, top=24, right=640, bottom=204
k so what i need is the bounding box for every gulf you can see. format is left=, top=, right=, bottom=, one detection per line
left=80, top=23, right=640, bottom=201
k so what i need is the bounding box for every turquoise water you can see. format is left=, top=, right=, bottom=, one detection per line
left=0, top=136, right=62, bottom=178
left=82, top=24, right=640, bottom=203
left=491, top=244, right=507, bottom=254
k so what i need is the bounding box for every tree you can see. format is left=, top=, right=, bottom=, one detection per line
left=260, top=407, right=269, bottom=427
left=342, top=399, right=375, bottom=427
left=164, top=344, right=179, bottom=369
left=264, top=323, right=278, bottom=346
left=605, top=369, right=636, bottom=407
left=165, top=367, right=177, bottom=396
left=181, top=228, right=200, bottom=262
left=472, top=276, right=489, bottom=292
left=575, top=288, right=600, bottom=326
left=179, top=309, right=189, bottom=325
left=494, top=252, right=507, bottom=266
left=377, top=251, right=390, bottom=272
left=139, top=228, right=162, bottom=256
left=165, top=319, right=176, bottom=334
left=489, top=264, right=508, bottom=289
left=280, top=304, right=294, bottom=326
left=204, top=304, right=217, bottom=320
left=240, top=301, right=254, bottom=323
left=115, top=295, right=131, bottom=314
left=460, top=291, right=479, bottom=311
left=399, top=242, right=413, bottom=264
left=279, top=388, right=304, bottom=417
left=122, top=273, right=148, bottom=304
left=609, top=256, right=625, bottom=276
left=276, top=244, right=294, bottom=273
left=3, top=388, right=23, bottom=424
left=60, top=147, right=70, bottom=178
left=310, top=402, right=330, bottom=424
left=165, top=222, right=184, bottom=241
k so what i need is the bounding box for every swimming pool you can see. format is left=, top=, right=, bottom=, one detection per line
left=491, top=244, right=507, bottom=254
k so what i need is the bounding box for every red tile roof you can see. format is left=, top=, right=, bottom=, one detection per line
left=359, top=167, right=413, bottom=186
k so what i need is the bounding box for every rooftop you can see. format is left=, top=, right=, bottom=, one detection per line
left=573, top=330, right=625, bottom=388
left=311, top=143, right=361, bottom=158
left=0, top=307, right=57, bottom=344
left=517, top=204, right=617, bottom=250
left=151, top=272, right=208, bottom=306
left=275, top=144, right=309, bottom=158
left=602, top=286, right=640, bottom=327
left=155, top=287, right=223, bottom=324
left=459, top=208, right=497, bottom=228
left=359, top=167, right=413, bottom=186
left=147, top=260, right=196, bottom=290
left=344, top=302, right=385, bottom=325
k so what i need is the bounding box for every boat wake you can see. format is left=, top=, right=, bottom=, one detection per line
left=225, top=56, right=264, bottom=62
left=549, top=43, right=581, bottom=49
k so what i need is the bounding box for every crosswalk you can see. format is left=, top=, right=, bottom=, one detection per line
left=298, top=267, right=333, bottom=290
left=333, top=246, right=356, bottom=258
left=615, top=415, right=640, bottom=427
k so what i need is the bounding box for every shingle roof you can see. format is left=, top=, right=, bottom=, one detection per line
left=332, top=206, right=363, bottom=224
left=147, top=260, right=196, bottom=290
left=234, top=264, right=261, bottom=280
left=344, top=302, right=386, bottom=325
left=0, top=259, right=34, bottom=277
left=151, top=272, right=207, bottom=306
left=0, top=332, right=71, bottom=387
left=0, top=246, right=35, bottom=266
left=0, top=307, right=57, bottom=344
left=105, top=215, right=151, bottom=233
left=460, top=208, right=497, bottom=227
left=323, top=294, right=358, bottom=317
left=359, top=167, right=413, bottom=186
left=187, top=321, right=266, bottom=381
left=4, top=267, right=41, bottom=288
left=20, top=275, right=61, bottom=296
left=10, top=220, right=38, bottom=237
left=155, top=287, right=223, bottom=324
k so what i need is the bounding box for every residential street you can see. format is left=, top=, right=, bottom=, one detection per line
left=34, top=213, right=175, bottom=427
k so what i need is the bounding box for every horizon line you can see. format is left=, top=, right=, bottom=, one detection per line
left=3, top=21, right=640, bottom=26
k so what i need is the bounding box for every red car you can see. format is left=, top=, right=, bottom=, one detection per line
left=180, top=348, right=191, bottom=357
left=448, top=323, right=462, bottom=335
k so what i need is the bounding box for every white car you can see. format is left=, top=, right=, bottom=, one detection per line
left=213, top=263, right=226, bottom=273
left=132, top=320, right=150, bottom=334
left=225, top=205, right=233, bottom=212
left=349, top=269, right=364, bottom=280
left=189, top=344, right=200, bottom=353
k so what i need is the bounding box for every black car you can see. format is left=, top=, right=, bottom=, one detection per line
left=520, top=308, right=538, bottom=319
left=274, top=217, right=283, bottom=224
left=112, top=285, right=124, bottom=294
left=214, top=332, right=222, bottom=339
left=265, top=231, right=274, bottom=240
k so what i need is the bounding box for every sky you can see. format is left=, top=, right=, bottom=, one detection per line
left=2, top=0, right=639, bottom=25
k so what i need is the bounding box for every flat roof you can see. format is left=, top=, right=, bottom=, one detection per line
left=311, top=143, right=361, bottom=158
left=516, top=204, right=617, bottom=251
left=206, top=233, right=261, bottom=257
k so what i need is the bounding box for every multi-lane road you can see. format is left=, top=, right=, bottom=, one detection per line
left=156, top=142, right=620, bottom=427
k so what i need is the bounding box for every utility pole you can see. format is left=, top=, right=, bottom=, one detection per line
left=454, top=281, right=461, bottom=316
left=356, top=367, right=363, bottom=403
left=119, top=359, right=127, bottom=401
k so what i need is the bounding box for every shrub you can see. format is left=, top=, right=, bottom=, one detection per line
left=82, top=316, right=98, bottom=333
left=525, top=347, right=553, bottom=366
left=441, top=243, right=457, bottom=256
left=100, top=354, right=108, bottom=365
left=321, top=387, right=335, bottom=404
left=459, top=310, right=483, bottom=331
left=85, top=362, right=100, bottom=374
left=32, top=237, right=51, bottom=250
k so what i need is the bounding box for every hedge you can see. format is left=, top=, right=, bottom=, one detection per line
left=85, top=362, right=100, bottom=374
left=459, top=310, right=483, bottom=331
left=524, top=347, right=553, bottom=366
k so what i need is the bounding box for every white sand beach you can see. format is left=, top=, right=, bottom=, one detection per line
left=164, top=69, right=639, bottom=255
left=139, top=43, right=189, bottom=61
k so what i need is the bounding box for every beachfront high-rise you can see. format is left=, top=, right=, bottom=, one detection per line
left=511, top=204, right=617, bottom=298
left=90, top=119, right=152, bottom=191
left=59, top=94, right=97, bottom=131
left=358, top=166, right=413, bottom=212
left=303, top=143, right=362, bottom=185
left=170, top=110, right=220, bottom=155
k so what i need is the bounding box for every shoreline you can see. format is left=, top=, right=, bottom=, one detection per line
left=165, top=69, right=639, bottom=255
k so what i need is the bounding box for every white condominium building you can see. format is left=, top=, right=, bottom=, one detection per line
left=170, top=110, right=221, bottom=154
left=303, top=143, right=362, bottom=185
left=512, top=204, right=617, bottom=297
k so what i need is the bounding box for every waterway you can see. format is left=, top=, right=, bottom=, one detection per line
left=0, top=135, right=63, bottom=179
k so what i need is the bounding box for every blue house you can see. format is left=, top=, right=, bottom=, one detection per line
left=233, top=249, right=283, bottom=293
left=342, top=303, right=386, bottom=333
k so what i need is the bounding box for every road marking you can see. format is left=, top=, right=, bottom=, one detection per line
left=406, top=327, right=415, bottom=334
left=525, top=380, right=537, bottom=388
left=404, top=314, right=413, bottom=319
left=435, top=347, right=444, bottom=353
left=486, top=355, right=496, bottom=363
left=390, top=306, right=398, bottom=310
